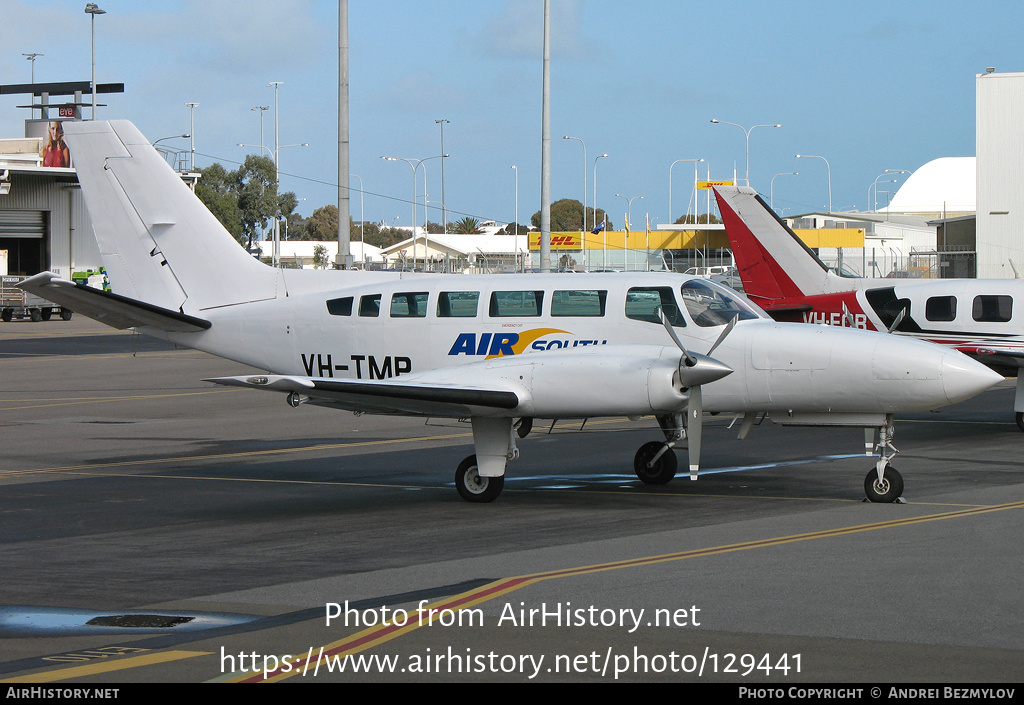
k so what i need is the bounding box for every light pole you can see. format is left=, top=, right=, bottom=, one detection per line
left=796, top=154, right=832, bottom=212
left=870, top=170, right=909, bottom=212
left=23, top=53, right=43, bottom=83
left=563, top=135, right=587, bottom=232
left=252, top=105, right=269, bottom=157
left=351, top=173, right=364, bottom=263
left=710, top=119, right=781, bottom=187
left=593, top=154, right=608, bottom=231
left=382, top=155, right=446, bottom=270
left=669, top=158, right=704, bottom=224
left=770, top=172, right=799, bottom=211
left=435, top=119, right=449, bottom=233
left=85, top=3, right=105, bottom=120
left=511, top=165, right=518, bottom=236
left=615, top=193, right=644, bottom=230
left=185, top=102, right=199, bottom=171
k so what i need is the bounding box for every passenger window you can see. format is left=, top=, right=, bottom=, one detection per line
left=925, top=296, right=957, bottom=322
left=625, top=287, right=685, bottom=326
left=390, top=292, right=428, bottom=318
left=326, top=297, right=353, bottom=316
left=973, top=295, right=1012, bottom=322
left=437, top=291, right=479, bottom=318
left=552, top=290, right=606, bottom=317
left=359, top=294, right=381, bottom=317
left=489, top=291, right=543, bottom=317
left=680, top=280, right=760, bottom=327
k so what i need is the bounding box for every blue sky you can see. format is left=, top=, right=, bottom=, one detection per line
left=2, top=0, right=1022, bottom=226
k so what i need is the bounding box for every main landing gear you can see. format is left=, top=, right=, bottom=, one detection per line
left=864, top=415, right=904, bottom=503
left=454, top=455, right=505, bottom=503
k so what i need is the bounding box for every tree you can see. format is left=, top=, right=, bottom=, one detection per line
left=498, top=222, right=531, bottom=235
left=675, top=213, right=722, bottom=225
left=531, top=199, right=613, bottom=231
left=306, top=205, right=339, bottom=241
left=451, top=216, right=481, bottom=234
left=235, top=155, right=278, bottom=247
left=194, top=158, right=281, bottom=248
left=313, top=244, right=329, bottom=269
left=195, top=163, right=244, bottom=243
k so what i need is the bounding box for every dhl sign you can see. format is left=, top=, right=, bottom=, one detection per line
left=697, top=180, right=735, bottom=190
left=528, top=233, right=582, bottom=250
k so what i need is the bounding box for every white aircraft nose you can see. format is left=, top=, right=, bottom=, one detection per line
left=941, top=353, right=1004, bottom=405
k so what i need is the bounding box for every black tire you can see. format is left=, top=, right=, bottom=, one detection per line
left=41, top=307, right=52, bottom=321
left=633, top=441, right=678, bottom=484
left=1016, top=412, right=1024, bottom=432
left=515, top=417, right=533, bottom=439
left=29, top=309, right=42, bottom=323
left=60, top=309, right=73, bottom=321
left=455, top=455, right=504, bottom=503
left=1, top=309, right=11, bottom=323
left=864, top=465, right=904, bottom=503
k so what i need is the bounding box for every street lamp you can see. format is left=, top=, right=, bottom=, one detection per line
left=710, top=119, right=781, bottom=187
left=669, top=158, right=704, bottom=224
left=85, top=3, right=106, bottom=120
left=795, top=154, right=832, bottom=212
left=512, top=164, right=520, bottom=236
left=770, top=172, right=799, bottom=211
left=563, top=135, right=587, bottom=232
left=351, top=173, right=364, bottom=261
left=615, top=193, right=644, bottom=230
left=185, top=102, right=199, bottom=171
left=593, top=154, right=609, bottom=231
left=382, top=154, right=447, bottom=270
left=870, top=170, right=909, bottom=212
left=435, top=119, right=449, bottom=233
left=23, top=53, right=43, bottom=85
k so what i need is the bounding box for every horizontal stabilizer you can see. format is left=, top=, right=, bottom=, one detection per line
left=17, top=272, right=211, bottom=332
left=205, top=374, right=521, bottom=418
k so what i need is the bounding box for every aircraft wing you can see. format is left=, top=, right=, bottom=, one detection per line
left=16, top=272, right=211, bottom=333
left=953, top=344, right=1024, bottom=371
left=206, top=374, right=521, bottom=418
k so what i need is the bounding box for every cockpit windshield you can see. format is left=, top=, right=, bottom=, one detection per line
left=679, top=279, right=765, bottom=327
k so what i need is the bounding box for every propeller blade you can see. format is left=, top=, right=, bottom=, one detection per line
left=659, top=307, right=696, bottom=365
left=887, top=308, right=906, bottom=334
left=706, top=313, right=738, bottom=357
left=687, top=385, right=703, bottom=480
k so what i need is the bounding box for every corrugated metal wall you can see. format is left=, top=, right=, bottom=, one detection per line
left=0, top=172, right=100, bottom=278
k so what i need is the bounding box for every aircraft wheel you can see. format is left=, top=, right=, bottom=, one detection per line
left=633, top=441, right=677, bottom=485
left=515, top=417, right=533, bottom=439
left=455, top=455, right=504, bottom=503
left=61, top=309, right=73, bottom=321
left=1016, top=412, right=1024, bottom=432
left=864, top=465, right=904, bottom=503
left=29, top=309, right=42, bottom=323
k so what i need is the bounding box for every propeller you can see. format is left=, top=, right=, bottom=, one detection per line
left=659, top=308, right=735, bottom=480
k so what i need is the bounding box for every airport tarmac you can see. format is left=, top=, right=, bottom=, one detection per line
left=1, top=317, right=1022, bottom=683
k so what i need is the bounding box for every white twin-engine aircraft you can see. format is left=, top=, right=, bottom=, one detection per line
left=19, top=121, right=1001, bottom=503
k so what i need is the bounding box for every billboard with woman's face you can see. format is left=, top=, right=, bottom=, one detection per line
left=26, top=120, right=73, bottom=168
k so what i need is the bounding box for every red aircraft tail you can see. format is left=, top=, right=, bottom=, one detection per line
left=714, top=186, right=833, bottom=308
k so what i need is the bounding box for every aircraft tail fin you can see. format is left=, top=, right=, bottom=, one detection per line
left=714, top=186, right=831, bottom=304
left=61, top=120, right=278, bottom=314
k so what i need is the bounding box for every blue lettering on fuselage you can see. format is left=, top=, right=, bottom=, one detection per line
left=448, top=333, right=520, bottom=356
